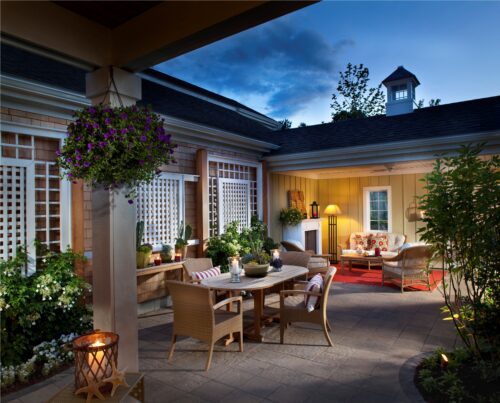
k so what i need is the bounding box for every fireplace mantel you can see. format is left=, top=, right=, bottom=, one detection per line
left=283, top=219, right=322, bottom=254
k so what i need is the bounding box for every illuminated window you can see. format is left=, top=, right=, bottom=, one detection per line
left=363, top=186, right=392, bottom=232
left=393, top=84, right=408, bottom=100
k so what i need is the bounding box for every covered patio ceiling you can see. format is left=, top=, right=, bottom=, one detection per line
left=1, top=0, right=315, bottom=71
left=275, top=159, right=437, bottom=180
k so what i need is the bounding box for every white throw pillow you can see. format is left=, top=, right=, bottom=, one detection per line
left=304, top=274, right=323, bottom=313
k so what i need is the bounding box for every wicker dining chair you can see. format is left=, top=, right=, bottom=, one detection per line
left=182, top=258, right=214, bottom=282
left=165, top=280, right=243, bottom=371
left=279, top=266, right=337, bottom=346
left=382, top=245, right=433, bottom=293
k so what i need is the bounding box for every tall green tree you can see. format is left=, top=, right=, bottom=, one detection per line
left=330, top=63, right=385, bottom=122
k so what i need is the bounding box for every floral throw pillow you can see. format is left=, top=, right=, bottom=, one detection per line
left=353, top=234, right=371, bottom=250
left=367, top=234, right=389, bottom=251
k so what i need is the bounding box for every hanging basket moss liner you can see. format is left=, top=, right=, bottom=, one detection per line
left=57, top=104, right=176, bottom=201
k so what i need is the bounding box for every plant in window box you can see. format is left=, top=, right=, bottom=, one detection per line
left=174, top=221, right=192, bottom=260
left=136, top=221, right=152, bottom=269
left=160, top=244, right=173, bottom=263
left=279, top=207, right=303, bottom=226
left=57, top=104, right=176, bottom=201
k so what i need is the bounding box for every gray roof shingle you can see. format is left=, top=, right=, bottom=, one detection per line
left=261, top=96, right=500, bottom=155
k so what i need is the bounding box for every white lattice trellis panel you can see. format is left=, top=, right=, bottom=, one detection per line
left=136, top=173, right=184, bottom=247
left=1, top=163, right=35, bottom=265
left=217, top=178, right=251, bottom=233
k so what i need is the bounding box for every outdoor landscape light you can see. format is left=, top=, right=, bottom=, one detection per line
left=324, top=204, right=342, bottom=263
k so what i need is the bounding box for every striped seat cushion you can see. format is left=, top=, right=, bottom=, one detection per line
left=191, top=266, right=221, bottom=280
left=304, top=274, right=323, bottom=313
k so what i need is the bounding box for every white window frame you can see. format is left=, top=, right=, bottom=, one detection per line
left=0, top=121, right=72, bottom=264
left=393, top=84, right=408, bottom=101
left=363, top=186, right=392, bottom=232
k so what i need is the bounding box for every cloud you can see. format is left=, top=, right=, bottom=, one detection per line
left=154, top=20, right=353, bottom=119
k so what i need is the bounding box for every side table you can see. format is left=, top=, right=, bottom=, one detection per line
left=48, top=372, right=144, bottom=403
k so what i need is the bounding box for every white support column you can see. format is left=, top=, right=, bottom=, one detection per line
left=86, top=66, right=141, bottom=371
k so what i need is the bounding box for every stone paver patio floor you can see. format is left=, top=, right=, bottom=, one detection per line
left=4, top=282, right=457, bottom=403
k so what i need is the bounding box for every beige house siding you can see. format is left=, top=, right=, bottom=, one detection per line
left=268, top=172, right=428, bottom=253
left=268, top=173, right=319, bottom=242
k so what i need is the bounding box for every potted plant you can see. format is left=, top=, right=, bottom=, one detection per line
left=136, top=221, right=152, bottom=269
left=279, top=207, right=303, bottom=226
left=175, top=221, right=192, bottom=259
left=57, top=104, right=176, bottom=201
left=160, top=243, right=173, bottom=263
left=241, top=236, right=271, bottom=278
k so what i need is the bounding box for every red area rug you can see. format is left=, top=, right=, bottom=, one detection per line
left=332, top=264, right=444, bottom=291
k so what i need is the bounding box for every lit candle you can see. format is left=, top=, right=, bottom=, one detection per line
left=231, top=258, right=239, bottom=273
left=88, top=340, right=107, bottom=380
left=272, top=250, right=280, bottom=261
left=174, top=253, right=181, bottom=262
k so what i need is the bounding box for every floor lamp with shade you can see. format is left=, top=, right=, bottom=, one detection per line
left=324, top=204, right=342, bottom=263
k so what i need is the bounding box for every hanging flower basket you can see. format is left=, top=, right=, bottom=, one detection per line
left=57, top=104, right=176, bottom=200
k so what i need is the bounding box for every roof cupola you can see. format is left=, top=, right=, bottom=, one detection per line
left=382, top=66, right=420, bottom=116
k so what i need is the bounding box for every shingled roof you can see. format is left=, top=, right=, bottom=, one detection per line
left=0, top=43, right=275, bottom=137
left=261, top=95, right=500, bottom=155
left=382, top=66, right=420, bottom=86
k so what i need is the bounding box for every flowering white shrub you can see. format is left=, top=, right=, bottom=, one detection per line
left=1, top=333, right=78, bottom=389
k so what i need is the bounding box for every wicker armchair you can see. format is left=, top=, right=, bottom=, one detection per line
left=279, top=266, right=337, bottom=346
left=165, top=280, right=243, bottom=371
left=182, top=258, right=214, bottom=282
left=381, top=245, right=433, bottom=293
left=280, top=241, right=330, bottom=277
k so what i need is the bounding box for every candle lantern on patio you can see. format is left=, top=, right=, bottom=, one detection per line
left=73, top=331, right=119, bottom=391
left=310, top=201, right=319, bottom=219
left=228, top=256, right=242, bottom=283
left=270, top=249, right=283, bottom=271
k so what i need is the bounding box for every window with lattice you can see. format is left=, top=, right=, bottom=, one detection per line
left=136, top=173, right=184, bottom=247
left=208, top=159, right=259, bottom=236
left=1, top=132, right=67, bottom=269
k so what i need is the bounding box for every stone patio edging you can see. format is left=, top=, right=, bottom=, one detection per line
left=399, top=351, right=431, bottom=402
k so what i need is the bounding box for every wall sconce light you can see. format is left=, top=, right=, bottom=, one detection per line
left=405, top=199, right=424, bottom=222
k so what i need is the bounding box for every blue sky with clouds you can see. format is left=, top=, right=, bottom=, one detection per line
left=155, top=1, right=500, bottom=126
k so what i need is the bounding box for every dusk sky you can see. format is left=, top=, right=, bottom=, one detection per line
left=155, top=1, right=500, bottom=126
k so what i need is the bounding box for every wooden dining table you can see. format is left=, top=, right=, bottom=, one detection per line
left=201, top=265, right=308, bottom=342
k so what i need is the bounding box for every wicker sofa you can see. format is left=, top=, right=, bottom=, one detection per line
left=339, top=232, right=406, bottom=258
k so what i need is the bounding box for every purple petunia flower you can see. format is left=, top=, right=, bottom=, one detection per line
left=99, top=141, right=107, bottom=149
left=76, top=136, right=81, bottom=141
left=120, top=128, right=128, bottom=135
left=87, top=143, right=93, bottom=151
left=76, top=154, right=81, bottom=161
left=55, top=150, right=61, bottom=156
left=120, top=112, right=128, bottom=120
left=92, top=123, right=99, bottom=129
left=145, top=116, right=152, bottom=124
left=103, top=133, right=111, bottom=139
left=67, top=157, right=73, bottom=163
left=84, top=161, right=91, bottom=168
left=105, top=118, right=112, bottom=125
left=67, top=173, right=73, bottom=178
left=109, top=128, right=116, bottom=135
left=89, top=107, right=96, bottom=115
left=140, top=134, right=147, bottom=142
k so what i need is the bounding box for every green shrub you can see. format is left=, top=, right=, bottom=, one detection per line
left=279, top=207, right=303, bottom=226
left=0, top=247, right=92, bottom=366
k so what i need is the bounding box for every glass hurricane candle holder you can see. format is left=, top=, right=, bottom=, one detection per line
left=73, top=331, right=119, bottom=391
left=228, top=256, right=242, bottom=283
left=270, top=249, right=283, bottom=271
